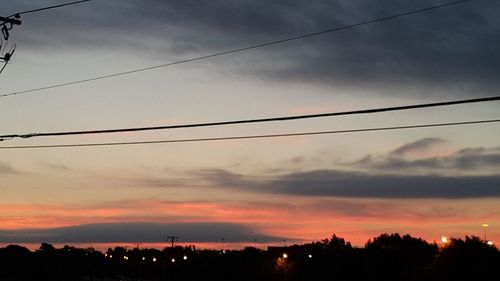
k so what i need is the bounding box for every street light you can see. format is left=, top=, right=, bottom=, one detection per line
left=441, top=236, right=448, bottom=244
left=482, top=224, right=489, bottom=241
left=308, top=254, right=313, bottom=259
left=282, top=253, right=288, bottom=259
left=152, top=257, right=157, bottom=262
left=171, top=258, right=176, bottom=263
left=183, top=255, right=188, bottom=260
left=487, top=241, right=494, bottom=246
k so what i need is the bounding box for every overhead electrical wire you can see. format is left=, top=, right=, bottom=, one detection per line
left=1, top=1, right=95, bottom=74
left=7, top=0, right=95, bottom=17
left=0, top=0, right=472, bottom=98
left=0, top=119, right=498, bottom=150
left=1, top=1, right=94, bottom=29
left=0, top=94, right=498, bottom=141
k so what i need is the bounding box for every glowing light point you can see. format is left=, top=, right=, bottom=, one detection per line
left=441, top=236, right=448, bottom=244
left=142, top=257, right=146, bottom=261
left=487, top=241, right=494, bottom=246
left=152, top=257, right=157, bottom=262
left=308, top=254, right=313, bottom=258
left=171, top=258, right=176, bottom=263
left=183, top=255, right=188, bottom=260
left=123, top=256, right=129, bottom=260
left=482, top=223, right=489, bottom=240
left=282, top=253, right=288, bottom=259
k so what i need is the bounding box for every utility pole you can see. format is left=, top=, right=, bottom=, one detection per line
left=0, top=15, right=21, bottom=41
left=0, top=1, right=95, bottom=75
left=167, top=236, right=179, bottom=248
left=0, top=15, right=21, bottom=74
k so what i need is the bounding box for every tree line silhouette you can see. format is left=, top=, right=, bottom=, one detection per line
left=0, top=233, right=497, bottom=281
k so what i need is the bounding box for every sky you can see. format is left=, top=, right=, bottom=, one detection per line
left=0, top=0, right=499, bottom=249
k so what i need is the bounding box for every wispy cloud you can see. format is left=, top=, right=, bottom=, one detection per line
left=451, top=147, right=500, bottom=169
left=0, top=161, right=17, bottom=174
left=354, top=142, right=500, bottom=173
left=40, top=162, right=71, bottom=171
left=389, top=138, right=446, bottom=156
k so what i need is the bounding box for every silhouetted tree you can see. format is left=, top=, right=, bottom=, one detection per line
left=0, top=233, right=497, bottom=281
left=365, top=233, right=438, bottom=281
left=0, top=245, right=34, bottom=280
left=430, top=236, right=499, bottom=281
left=322, top=234, right=352, bottom=250
left=286, top=234, right=361, bottom=281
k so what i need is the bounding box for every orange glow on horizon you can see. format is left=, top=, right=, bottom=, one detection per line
left=1, top=199, right=499, bottom=247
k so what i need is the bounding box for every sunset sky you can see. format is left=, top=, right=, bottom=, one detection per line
left=0, top=0, right=499, bottom=248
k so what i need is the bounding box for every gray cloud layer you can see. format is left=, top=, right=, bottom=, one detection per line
left=0, top=222, right=284, bottom=243
left=122, top=138, right=500, bottom=199
left=193, top=140, right=500, bottom=199
left=199, top=168, right=500, bottom=199
left=356, top=146, right=500, bottom=171
left=3, top=0, right=499, bottom=96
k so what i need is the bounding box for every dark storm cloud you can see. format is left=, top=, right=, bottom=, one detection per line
left=198, top=168, right=500, bottom=199
left=0, top=222, right=285, bottom=243
left=3, top=0, right=499, bottom=96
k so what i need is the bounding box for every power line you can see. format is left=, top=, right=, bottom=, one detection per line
left=7, top=0, right=95, bottom=17
left=0, top=1, right=95, bottom=75
left=0, top=119, right=498, bottom=150
left=1, top=95, right=498, bottom=141
left=0, top=0, right=472, bottom=98
left=1, top=1, right=94, bottom=28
